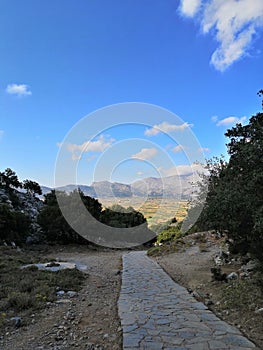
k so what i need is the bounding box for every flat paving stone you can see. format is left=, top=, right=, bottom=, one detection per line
left=118, top=251, right=256, bottom=349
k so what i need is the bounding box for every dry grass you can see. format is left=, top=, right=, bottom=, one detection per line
left=0, top=246, right=86, bottom=329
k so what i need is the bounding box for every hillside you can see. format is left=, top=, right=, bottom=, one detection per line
left=42, top=173, right=197, bottom=199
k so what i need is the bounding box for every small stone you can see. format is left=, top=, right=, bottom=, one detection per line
left=56, top=290, right=65, bottom=296
left=227, top=272, right=238, bottom=281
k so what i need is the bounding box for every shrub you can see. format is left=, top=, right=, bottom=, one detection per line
left=156, top=225, right=182, bottom=245
left=0, top=204, right=31, bottom=243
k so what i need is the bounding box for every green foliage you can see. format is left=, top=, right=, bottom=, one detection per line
left=38, top=189, right=93, bottom=244
left=38, top=189, right=106, bottom=244
left=38, top=190, right=147, bottom=243
left=194, top=110, right=263, bottom=263
left=147, top=246, right=162, bottom=256
left=257, top=89, right=263, bottom=110
left=0, top=204, right=31, bottom=243
left=101, top=204, right=146, bottom=228
left=156, top=225, right=182, bottom=245
left=23, top=179, right=42, bottom=196
left=0, top=168, right=21, bottom=191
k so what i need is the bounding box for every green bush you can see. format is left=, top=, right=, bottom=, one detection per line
left=0, top=248, right=86, bottom=317
left=189, top=111, right=263, bottom=265
left=0, top=204, right=31, bottom=243
left=101, top=205, right=146, bottom=228
left=7, top=291, right=34, bottom=311
left=38, top=190, right=92, bottom=244
left=156, top=225, right=182, bottom=245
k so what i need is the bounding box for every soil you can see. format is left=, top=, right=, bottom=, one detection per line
left=0, top=246, right=123, bottom=350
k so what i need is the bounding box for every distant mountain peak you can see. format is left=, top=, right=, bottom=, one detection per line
left=42, top=174, right=196, bottom=199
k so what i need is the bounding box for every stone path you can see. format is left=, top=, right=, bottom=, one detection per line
left=118, top=251, right=256, bottom=350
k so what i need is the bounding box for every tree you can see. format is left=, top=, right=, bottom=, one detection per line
left=38, top=189, right=102, bottom=244
left=0, top=204, right=30, bottom=243
left=101, top=204, right=146, bottom=228
left=0, top=168, right=21, bottom=191
left=224, top=112, right=263, bottom=256
left=23, top=180, right=42, bottom=196
left=195, top=110, right=263, bottom=260
left=257, top=89, right=263, bottom=109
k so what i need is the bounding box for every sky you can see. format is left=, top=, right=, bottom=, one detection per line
left=1, top=0, right=263, bottom=187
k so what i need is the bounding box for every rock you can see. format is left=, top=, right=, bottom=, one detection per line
left=56, top=290, right=65, bottom=297
left=239, top=271, right=249, bottom=279
left=205, top=299, right=214, bottom=306
left=214, top=249, right=230, bottom=266
left=47, top=262, right=61, bottom=267
left=255, top=307, right=263, bottom=314
left=0, top=188, right=45, bottom=245
left=67, top=291, right=77, bottom=298
left=55, top=298, right=72, bottom=304
left=226, top=272, right=239, bottom=281
left=10, top=316, right=22, bottom=328
left=242, top=260, right=258, bottom=273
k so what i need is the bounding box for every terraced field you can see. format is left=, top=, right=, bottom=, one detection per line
left=99, top=197, right=189, bottom=227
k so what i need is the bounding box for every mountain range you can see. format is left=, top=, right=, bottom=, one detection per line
left=41, top=174, right=198, bottom=200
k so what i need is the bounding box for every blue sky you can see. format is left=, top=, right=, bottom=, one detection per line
left=1, top=0, right=263, bottom=187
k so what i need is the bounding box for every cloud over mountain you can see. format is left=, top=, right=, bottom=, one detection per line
left=58, top=135, right=114, bottom=160
left=131, top=148, right=158, bottom=160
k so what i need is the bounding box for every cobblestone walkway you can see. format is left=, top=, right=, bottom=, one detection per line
left=118, top=251, right=256, bottom=350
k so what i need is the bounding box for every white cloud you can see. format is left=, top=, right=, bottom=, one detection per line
left=58, top=135, right=115, bottom=160
left=216, top=116, right=247, bottom=126
left=211, top=116, right=218, bottom=122
left=137, top=171, right=144, bottom=176
left=161, top=162, right=206, bottom=177
left=131, top=148, right=158, bottom=160
left=172, top=144, right=185, bottom=153
left=6, top=83, right=32, bottom=96
left=179, top=0, right=263, bottom=71
left=67, top=135, right=114, bottom=153
left=198, top=147, right=210, bottom=152
left=179, top=0, right=202, bottom=17
left=145, top=121, right=193, bottom=136
left=0, top=130, right=3, bottom=140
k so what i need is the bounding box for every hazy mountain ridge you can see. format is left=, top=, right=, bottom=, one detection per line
left=41, top=174, right=196, bottom=199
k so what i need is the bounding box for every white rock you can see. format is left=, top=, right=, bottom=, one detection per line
left=226, top=272, right=238, bottom=280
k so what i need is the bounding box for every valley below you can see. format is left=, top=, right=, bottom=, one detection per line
left=98, top=197, right=189, bottom=227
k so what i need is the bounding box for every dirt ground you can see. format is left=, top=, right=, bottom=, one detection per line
left=154, top=232, right=263, bottom=349
left=1, top=237, right=263, bottom=349
left=0, top=246, right=123, bottom=350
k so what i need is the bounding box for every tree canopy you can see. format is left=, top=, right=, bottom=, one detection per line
left=23, top=180, right=42, bottom=196
left=0, top=168, right=21, bottom=190
left=194, top=110, right=263, bottom=261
